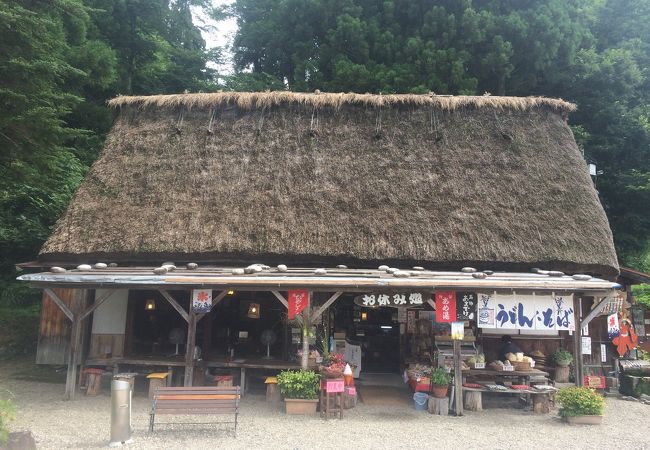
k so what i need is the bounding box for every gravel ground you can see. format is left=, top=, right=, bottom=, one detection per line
left=1, top=365, right=648, bottom=450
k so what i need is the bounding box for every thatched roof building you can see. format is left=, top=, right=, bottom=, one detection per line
left=40, top=92, right=618, bottom=277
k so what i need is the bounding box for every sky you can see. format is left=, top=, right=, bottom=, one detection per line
left=192, top=1, right=238, bottom=73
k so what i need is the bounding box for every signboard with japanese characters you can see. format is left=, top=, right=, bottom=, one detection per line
left=476, top=292, right=575, bottom=331
left=455, top=292, right=476, bottom=320
left=288, top=290, right=310, bottom=320
left=192, top=289, right=212, bottom=313
left=435, top=291, right=456, bottom=323
left=354, top=292, right=427, bottom=308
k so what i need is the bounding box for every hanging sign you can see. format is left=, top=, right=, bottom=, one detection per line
left=354, top=293, right=426, bottom=308
left=451, top=322, right=465, bottom=340
left=288, top=290, right=310, bottom=319
left=581, top=336, right=592, bottom=355
left=192, top=289, right=212, bottom=313
left=607, top=313, right=620, bottom=339
left=456, top=292, right=476, bottom=320
left=476, top=293, right=575, bottom=331
left=435, top=291, right=456, bottom=323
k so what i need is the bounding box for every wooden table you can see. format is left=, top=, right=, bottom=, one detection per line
left=465, top=368, right=550, bottom=384
left=206, top=358, right=301, bottom=397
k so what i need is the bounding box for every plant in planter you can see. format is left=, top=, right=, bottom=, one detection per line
left=556, top=387, right=605, bottom=425
left=277, top=369, right=321, bottom=415
left=429, top=368, right=451, bottom=398
left=552, top=349, right=573, bottom=367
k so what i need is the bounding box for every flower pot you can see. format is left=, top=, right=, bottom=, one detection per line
left=284, top=398, right=318, bottom=415
left=431, top=384, right=449, bottom=398
left=566, top=415, right=603, bottom=425
left=556, top=360, right=571, bottom=367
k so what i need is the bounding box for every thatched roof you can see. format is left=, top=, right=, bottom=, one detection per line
left=40, top=92, right=618, bottom=277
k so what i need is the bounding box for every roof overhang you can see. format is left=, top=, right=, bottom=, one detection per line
left=17, top=267, right=622, bottom=295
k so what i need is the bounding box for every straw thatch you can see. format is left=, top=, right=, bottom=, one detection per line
left=41, top=92, right=618, bottom=277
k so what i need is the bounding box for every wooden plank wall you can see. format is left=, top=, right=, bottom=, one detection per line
left=36, top=289, right=83, bottom=364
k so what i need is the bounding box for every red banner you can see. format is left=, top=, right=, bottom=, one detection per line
left=288, top=290, right=310, bottom=320
left=435, top=291, right=456, bottom=323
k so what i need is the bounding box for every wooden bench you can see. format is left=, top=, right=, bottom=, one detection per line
left=149, top=386, right=240, bottom=435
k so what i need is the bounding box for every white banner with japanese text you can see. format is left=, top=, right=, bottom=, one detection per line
left=477, top=292, right=574, bottom=331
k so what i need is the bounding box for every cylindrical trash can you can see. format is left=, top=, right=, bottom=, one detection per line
left=109, top=379, right=133, bottom=446
left=413, top=392, right=429, bottom=411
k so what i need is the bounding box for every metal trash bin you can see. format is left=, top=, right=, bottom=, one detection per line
left=109, top=379, right=133, bottom=446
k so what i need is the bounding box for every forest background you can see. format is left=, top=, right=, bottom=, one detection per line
left=1, top=0, right=649, bottom=355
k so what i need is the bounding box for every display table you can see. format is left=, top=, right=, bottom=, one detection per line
left=465, top=368, right=550, bottom=385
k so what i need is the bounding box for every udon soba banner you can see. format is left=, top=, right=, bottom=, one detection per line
left=477, top=293, right=575, bottom=331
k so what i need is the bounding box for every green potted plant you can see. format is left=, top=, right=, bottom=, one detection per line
left=276, top=369, right=321, bottom=415
left=430, top=368, right=451, bottom=398
left=552, top=349, right=573, bottom=367
left=556, top=387, right=605, bottom=425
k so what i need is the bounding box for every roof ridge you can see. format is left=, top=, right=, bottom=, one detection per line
left=108, top=91, right=576, bottom=113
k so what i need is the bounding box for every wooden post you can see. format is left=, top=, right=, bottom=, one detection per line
left=573, top=296, right=583, bottom=387
left=428, top=396, right=449, bottom=415
left=453, top=339, right=463, bottom=416
left=301, top=292, right=311, bottom=370
left=65, top=316, right=82, bottom=400
left=464, top=390, right=482, bottom=412
left=184, top=309, right=197, bottom=386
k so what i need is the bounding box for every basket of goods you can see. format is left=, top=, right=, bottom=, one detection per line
left=489, top=360, right=506, bottom=372
left=511, top=384, right=529, bottom=390
left=530, top=350, right=546, bottom=367
left=319, top=353, right=346, bottom=378
left=467, top=354, right=486, bottom=369
left=505, top=353, right=534, bottom=371
left=463, top=383, right=483, bottom=389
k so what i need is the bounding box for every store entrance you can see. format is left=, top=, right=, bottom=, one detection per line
left=331, top=298, right=400, bottom=374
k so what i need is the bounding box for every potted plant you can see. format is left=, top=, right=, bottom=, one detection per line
left=556, top=387, right=605, bottom=424
left=552, top=349, right=573, bottom=367
left=430, top=368, right=451, bottom=398
left=277, top=369, right=321, bottom=415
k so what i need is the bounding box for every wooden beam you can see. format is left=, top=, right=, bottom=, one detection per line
left=184, top=310, right=197, bottom=386
left=79, top=289, right=116, bottom=321
left=580, top=294, right=611, bottom=330
left=64, top=289, right=87, bottom=400
left=453, top=339, right=463, bottom=416
left=301, top=293, right=311, bottom=370
left=196, top=290, right=227, bottom=323
left=44, top=288, right=73, bottom=321
left=271, top=290, right=289, bottom=309
left=427, top=299, right=436, bottom=310
left=573, top=295, right=583, bottom=387
left=158, top=289, right=189, bottom=322
left=311, top=292, right=343, bottom=322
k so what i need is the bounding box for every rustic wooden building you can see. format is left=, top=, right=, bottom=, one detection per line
left=19, top=92, right=622, bottom=399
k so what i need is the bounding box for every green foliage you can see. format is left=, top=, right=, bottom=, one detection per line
left=552, top=349, right=574, bottom=365
left=276, top=369, right=321, bottom=399
left=556, top=387, right=605, bottom=417
left=633, top=378, right=650, bottom=397
left=632, top=284, right=650, bottom=309
left=429, top=368, right=451, bottom=386
left=0, top=397, right=16, bottom=446
left=0, top=305, right=40, bottom=358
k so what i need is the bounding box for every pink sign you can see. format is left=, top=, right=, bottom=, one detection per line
left=321, top=379, right=344, bottom=393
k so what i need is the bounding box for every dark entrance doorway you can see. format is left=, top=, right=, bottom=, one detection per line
left=332, top=298, right=400, bottom=374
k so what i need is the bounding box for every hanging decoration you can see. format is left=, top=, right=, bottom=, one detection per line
left=192, top=289, right=212, bottom=313
left=288, top=290, right=309, bottom=319
left=612, top=318, right=638, bottom=357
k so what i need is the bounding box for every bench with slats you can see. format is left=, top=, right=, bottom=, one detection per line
left=149, top=386, right=240, bottom=435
